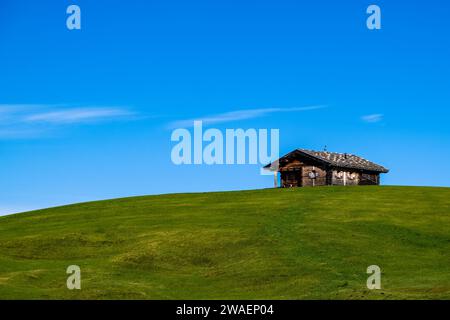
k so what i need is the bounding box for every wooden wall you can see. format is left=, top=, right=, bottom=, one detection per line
left=301, top=165, right=327, bottom=187
left=277, top=155, right=381, bottom=187
left=279, top=159, right=328, bottom=187
left=331, top=170, right=360, bottom=186
left=280, top=169, right=302, bottom=187
left=359, top=172, right=380, bottom=185
left=279, top=159, right=303, bottom=187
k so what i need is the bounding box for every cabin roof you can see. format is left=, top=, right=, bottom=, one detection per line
left=265, top=149, right=389, bottom=173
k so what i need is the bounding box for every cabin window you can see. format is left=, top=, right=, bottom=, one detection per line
left=308, top=170, right=319, bottom=179
left=334, top=171, right=344, bottom=179
left=347, top=172, right=357, bottom=180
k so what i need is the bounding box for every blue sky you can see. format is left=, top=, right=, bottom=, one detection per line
left=1, top=0, right=450, bottom=215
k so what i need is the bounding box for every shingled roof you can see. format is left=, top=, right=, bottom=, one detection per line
left=265, top=149, right=389, bottom=173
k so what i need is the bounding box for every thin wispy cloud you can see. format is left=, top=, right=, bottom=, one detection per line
left=0, top=104, right=135, bottom=139
left=24, top=107, right=133, bottom=124
left=0, top=104, right=51, bottom=116
left=0, top=104, right=46, bottom=111
left=169, top=105, right=326, bottom=128
left=361, top=114, right=384, bottom=123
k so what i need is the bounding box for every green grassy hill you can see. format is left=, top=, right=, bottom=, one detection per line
left=0, top=186, right=449, bottom=300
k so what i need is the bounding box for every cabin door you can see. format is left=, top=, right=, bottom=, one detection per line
left=282, top=169, right=302, bottom=188
left=297, top=168, right=303, bottom=187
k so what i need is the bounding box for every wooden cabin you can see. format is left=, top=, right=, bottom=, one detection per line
left=264, top=149, right=389, bottom=188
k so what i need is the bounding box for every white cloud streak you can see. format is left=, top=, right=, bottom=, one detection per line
left=361, top=114, right=384, bottom=123
left=169, top=105, right=326, bottom=128
left=24, top=107, right=133, bottom=124
left=0, top=104, right=135, bottom=139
